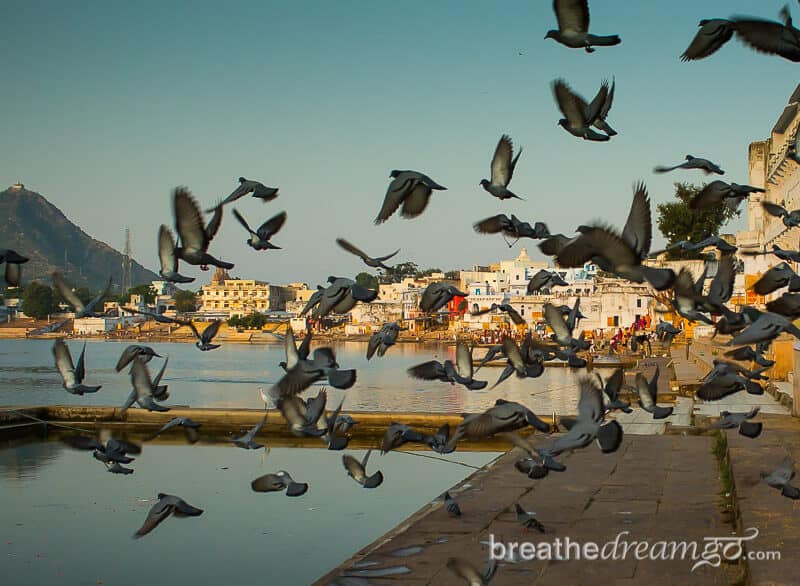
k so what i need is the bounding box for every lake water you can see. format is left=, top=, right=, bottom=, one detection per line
left=0, top=338, right=602, bottom=415
left=0, top=437, right=497, bottom=585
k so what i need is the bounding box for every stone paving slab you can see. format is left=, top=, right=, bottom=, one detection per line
left=315, top=435, right=743, bottom=585
left=726, top=414, right=800, bottom=586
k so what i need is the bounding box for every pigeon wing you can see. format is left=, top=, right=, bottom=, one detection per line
left=204, top=205, right=223, bottom=242
left=733, top=18, right=800, bottom=61
left=232, top=208, right=255, bottom=235
left=552, top=79, right=587, bottom=129
left=762, top=202, right=788, bottom=217
left=53, top=339, right=76, bottom=387
left=134, top=499, right=174, bottom=538
left=543, top=303, right=572, bottom=342
left=201, top=320, right=222, bottom=344
left=375, top=174, right=415, bottom=224
left=131, top=357, right=155, bottom=401
left=174, top=188, right=209, bottom=254
left=256, top=211, right=287, bottom=240
left=621, top=182, right=652, bottom=259
left=399, top=183, right=432, bottom=218
left=336, top=238, right=370, bottom=262
left=490, top=134, right=516, bottom=187
left=455, top=342, right=474, bottom=380
left=52, top=271, right=85, bottom=314
left=554, top=0, right=589, bottom=33
left=158, top=225, right=180, bottom=273
left=74, top=343, right=87, bottom=383
left=474, top=214, right=511, bottom=235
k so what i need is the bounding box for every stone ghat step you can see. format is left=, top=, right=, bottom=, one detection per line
left=0, top=406, right=554, bottom=450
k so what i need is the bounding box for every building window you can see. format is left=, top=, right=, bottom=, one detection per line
left=636, top=299, right=642, bottom=308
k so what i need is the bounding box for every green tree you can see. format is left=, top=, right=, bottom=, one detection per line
left=444, top=270, right=460, bottom=280
left=22, top=282, right=58, bottom=319
left=656, top=182, right=740, bottom=258
left=227, top=313, right=268, bottom=329
left=174, top=290, right=198, bottom=313
left=355, top=272, right=379, bottom=290
left=124, top=284, right=157, bottom=304
left=417, top=267, right=442, bottom=277
left=384, top=261, right=419, bottom=282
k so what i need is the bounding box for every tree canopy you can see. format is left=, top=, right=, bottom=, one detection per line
left=22, top=282, right=59, bottom=319
left=122, top=284, right=157, bottom=304
left=228, top=312, right=268, bottom=329
left=174, top=290, right=198, bottom=313
left=656, top=182, right=740, bottom=258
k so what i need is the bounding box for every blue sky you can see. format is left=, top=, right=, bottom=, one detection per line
left=2, top=0, right=798, bottom=287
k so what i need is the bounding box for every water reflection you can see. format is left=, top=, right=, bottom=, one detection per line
left=0, top=440, right=497, bottom=586
left=0, top=339, right=602, bottom=414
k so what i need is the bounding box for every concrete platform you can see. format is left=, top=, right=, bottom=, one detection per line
left=315, top=434, right=744, bottom=585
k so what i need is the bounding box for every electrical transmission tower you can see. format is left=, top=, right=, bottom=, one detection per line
left=122, top=227, right=132, bottom=294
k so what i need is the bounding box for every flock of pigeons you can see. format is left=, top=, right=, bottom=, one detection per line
left=6, top=0, right=800, bottom=582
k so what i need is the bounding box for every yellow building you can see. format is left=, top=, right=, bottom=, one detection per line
left=199, top=269, right=296, bottom=317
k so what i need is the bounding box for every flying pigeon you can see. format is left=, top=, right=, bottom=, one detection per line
left=473, top=214, right=550, bottom=247
left=752, top=263, right=800, bottom=295
left=552, top=79, right=611, bottom=141
left=185, top=319, right=222, bottom=351
left=470, top=303, right=526, bottom=325
left=231, top=415, right=267, bottom=449
left=654, top=155, right=724, bottom=175
left=689, top=180, right=763, bottom=210
left=134, top=493, right=203, bottom=538
left=148, top=417, right=201, bottom=443
left=380, top=422, right=428, bottom=454
left=157, top=225, right=194, bottom=283
left=545, top=0, right=621, bottom=52
left=696, top=362, right=764, bottom=401
left=173, top=187, right=234, bottom=270
left=407, top=342, right=487, bottom=391
left=366, top=322, right=405, bottom=359
left=772, top=244, right=800, bottom=263
left=599, top=368, right=632, bottom=413
left=419, top=282, right=467, bottom=313
left=712, top=407, right=762, bottom=438
left=680, top=19, right=735, bottom=61
left=343, top=449, right=383, bottom=489
left=762, top=201, right=800, bottom=227
left=635, top=366, right=673, bottom=419
left=480, top=134, right=524, bottom=200
left=374, top=170, right=446, bottom=224
left=207, top=177, right=279, bottom=212
left=52, top=272, right=111, bottom=318
left=527, top=269, right=568, bottom=293
left=304, top=277, right=378, bottom=319
left=762, top=457, right=800, bottom=499
left=251, top=471, right=309, bottom=496
left=455, top=399, right=550, bottom=442
left=52, top=339, right=102, bottom=395
left=122, top=356, right=171, bottom=413
left=116, top=345, right=160, bottom=372
left=425, top=423, right=456, bottom=454
left=232, top=209, right=287, bottom=250
left=724, top=345, right=775, bottom=368
left=336, top=238, right=400, bottom=270
left=271, top=344, right=356, bottom=398
left=766, top=292, right=800, bottom=319
left=731, top=311, right=800, bottom=346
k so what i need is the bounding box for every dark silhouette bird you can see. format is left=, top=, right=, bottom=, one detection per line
left=772, top=244, right=800, bottom=263
left=752, top=263, right=800, bottom=295
left=455, top=399, right=550, bottom=442
left=173, top=187, right=234, bottom=270
left=598, top=369, right=632, bottom=413
left=762, top=458, right=800, bottom=499
left=303, top=277, right=378, bottom=319
left=52, top=339, right=102, bottom=395
left=157, top=225, right=194, bottom=283
left=656, top=320, right=681, bottom=345
left=419, top=282, right=467, bottom=313
left=724, top=345, right=775, bottom=368
left=134, top=493, right=203, bottom=538
left=374, top=170, right=446, bottom=224
left=474, top=214, right=550, bottom=247
left=689, top=180, right=763, bottom=210
left=186, top=319, right=222, bottom=351
left=232, top=209, right=286, bottom=250
left=53, top=272, right=111, bottom=318
left=123, top=356, right=171, bottom=413
left=763, top=201, right=800, bottom=227
left=207, top=177, right=278, bottom=212
left=380, top=422, right=428, bottom=454
left=552, top=79, right=611, bottom=141
left=480, top=134, right=524, bottom=200
left=343, top=449, right=383, bottom=488
left=251, top=470, right=309, bottom=496
left=713, top=407, right=762, bottom=438
left=654, top=155, right=724, bottom=175
left=696, top=361, right=765, bottom=401
left=336, top=238, right=400, bottom=270
left=554, top=183, right=674, bottom=290
left=731, top=311, right=800, bottom=346
left=767, top=292, right=800, bottom=319
left=545, top=0, right=621, bottom=52
left=680, top=19, right=735, bottom=61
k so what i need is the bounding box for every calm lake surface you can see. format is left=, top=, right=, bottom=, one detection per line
left=0, top=437, right=497, bottom=585
left=0, top=338, right=604, bottom=414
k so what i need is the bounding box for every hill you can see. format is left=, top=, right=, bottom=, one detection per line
left=0, top=183, right=159, bottom=292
